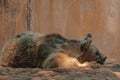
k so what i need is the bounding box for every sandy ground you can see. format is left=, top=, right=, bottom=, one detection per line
left=0, top=59, right=120, bottom=80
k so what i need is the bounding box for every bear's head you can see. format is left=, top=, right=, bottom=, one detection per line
left=78, top=33, right=107, bottom=65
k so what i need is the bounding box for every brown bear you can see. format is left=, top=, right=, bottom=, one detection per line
left=1, top=32, right=106, bottom=69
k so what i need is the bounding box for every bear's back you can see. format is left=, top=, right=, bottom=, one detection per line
left=1, top=32, right=69, bottom=68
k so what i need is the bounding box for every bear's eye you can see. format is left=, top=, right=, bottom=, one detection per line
left=96, top=51, right=99, bottom=55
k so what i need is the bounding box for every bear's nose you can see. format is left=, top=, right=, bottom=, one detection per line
left=103, top=56, right=107, bottom=62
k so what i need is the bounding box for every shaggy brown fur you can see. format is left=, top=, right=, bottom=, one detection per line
left=1, top=32, right=106, bottom=68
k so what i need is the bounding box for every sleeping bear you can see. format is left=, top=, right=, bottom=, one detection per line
left=1, top=32, right=107, bottom=69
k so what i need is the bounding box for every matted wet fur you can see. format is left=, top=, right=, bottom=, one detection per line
left=1, top=32, right=107, bottom=69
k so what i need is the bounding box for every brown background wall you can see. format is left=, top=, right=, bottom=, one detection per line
left=0, top=0, right=120, bottom=62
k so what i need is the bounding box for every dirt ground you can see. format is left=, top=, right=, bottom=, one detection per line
left=0, top=59, right=119, bottom=80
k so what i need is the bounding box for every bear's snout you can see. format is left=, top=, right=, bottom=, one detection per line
left=102, top=56, right=107, bottom=63
left=98, top=56, right=107, bottom=65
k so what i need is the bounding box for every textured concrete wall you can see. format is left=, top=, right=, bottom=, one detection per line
left=0, top=0, right=120, bottom=62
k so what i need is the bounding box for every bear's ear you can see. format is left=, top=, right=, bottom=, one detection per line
left=80, top=38, right=92, bottom=52
left=84, top=33, right=92, bottom=40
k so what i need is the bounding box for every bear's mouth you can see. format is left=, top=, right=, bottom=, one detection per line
left=97, top=61, right=104, bottom=65
left=97, top=57, right=107, bottom=65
